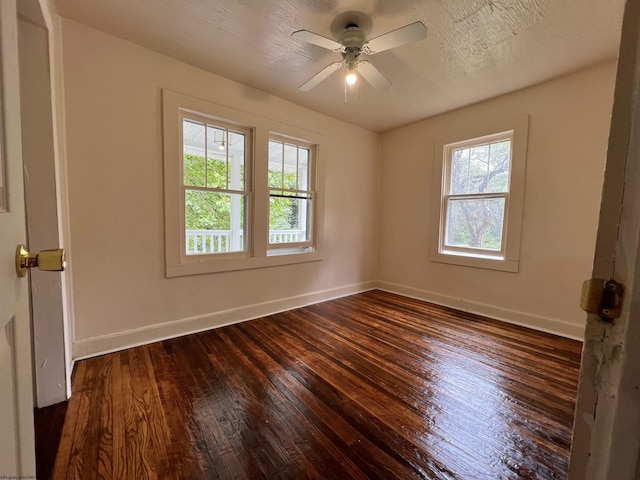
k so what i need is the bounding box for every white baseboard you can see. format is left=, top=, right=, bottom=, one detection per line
left=376, top=281, right=585, bottom=341
left=66, top=358, right=74, bottom=399
left=73, top=279, right=584, bottom=360
left=72, top=281, right=377, bottom=360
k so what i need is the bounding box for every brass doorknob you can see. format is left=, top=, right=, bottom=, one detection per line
left=16, top=244, right=66, bottom=277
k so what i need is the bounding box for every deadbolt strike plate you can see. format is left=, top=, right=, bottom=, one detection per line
left=580, top=279, right=624, bottom=324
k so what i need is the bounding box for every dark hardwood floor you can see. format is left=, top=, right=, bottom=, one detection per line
left=45, top=290, right=582, bottom=479
left=35, top=400, right=68, bottom=480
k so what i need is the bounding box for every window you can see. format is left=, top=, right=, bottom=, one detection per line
left=431, top=115, right=528, bottom=272
left=182, top=115, right=250, bottom=256
left=163, top=90, right=323, bottom=277
left=268, top=137, right=314, bottom=253
left=443, top=132, right=511, bottom=257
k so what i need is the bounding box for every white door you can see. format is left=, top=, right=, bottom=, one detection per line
left=0, top=0, right=36, bottom=476
left=569, top=0, right=640, bottom=478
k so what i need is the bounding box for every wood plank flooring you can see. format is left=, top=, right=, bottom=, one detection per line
left=48, top=290, right=582, bottom=479
left=35, top=400, right=68, bottom=480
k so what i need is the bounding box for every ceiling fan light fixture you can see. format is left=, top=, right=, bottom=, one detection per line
left=217, top=130, right=227, bottom=150
left=345, top=70, right=358, bottom=85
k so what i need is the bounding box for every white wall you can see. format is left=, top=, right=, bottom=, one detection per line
left=61, top=18, right=616, bottom=357
left=378, top=63, right=617, bottom=339
left=60, top=20, right=380, bottom=357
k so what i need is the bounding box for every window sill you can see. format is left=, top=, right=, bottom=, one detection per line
left=166, top=250, right=323, bottom=277
left=430, top=250, right=519, bottom=273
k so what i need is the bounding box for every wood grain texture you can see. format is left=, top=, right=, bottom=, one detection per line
left=47, top=290, right=582, bottom=479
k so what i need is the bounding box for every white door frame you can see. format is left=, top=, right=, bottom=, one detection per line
left=18, top=0, right=70, bottom=408
left=569, top=0, right=640, bottom=477
left=35, top=0, right=75, bottom=402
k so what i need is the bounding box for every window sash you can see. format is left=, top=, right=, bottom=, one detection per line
left=268, top=193, right=314, bottom=249
left=440, top=131, right=513, bottom=260
left=184, top=190, right=249, bottom=255
left=181, top=112, right=252, bottom=258
left=441, top=192, right=509, bottom=257
left=268, top=136, right=315, bottom=250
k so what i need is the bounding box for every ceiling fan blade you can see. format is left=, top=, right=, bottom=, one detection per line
left=299, top=62, right=343, bottom=91
left=358, top=61, right=391, bottom=90
left=291, top=29, right=343, bottom=52
left=364, top=21, right=428, bottom=54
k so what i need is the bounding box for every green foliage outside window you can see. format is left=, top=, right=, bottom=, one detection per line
left=268, top=170, right=300, bottom=231
left=184, top=154, right=299, bottom=231
left=184, top=154, right=235, bottom=230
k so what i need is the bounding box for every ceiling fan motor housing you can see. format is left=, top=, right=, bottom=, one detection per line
left=338, top=24, right=366, bottom=49
left=339, top=24, right=366, bottom=70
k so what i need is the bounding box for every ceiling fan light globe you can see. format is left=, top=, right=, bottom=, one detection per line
left=345, top=72, right=358, bottom=85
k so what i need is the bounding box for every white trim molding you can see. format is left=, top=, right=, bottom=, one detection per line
left=430, top=114, right=529, bottom=272
left=163, top=89, right=326, bottom=277
left=377, top=281, right=584, bottom=340
left=73, top=281, right=376, bottom=359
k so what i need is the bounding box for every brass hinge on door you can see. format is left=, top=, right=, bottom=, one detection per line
left=580, top=279, right=624, bottom=323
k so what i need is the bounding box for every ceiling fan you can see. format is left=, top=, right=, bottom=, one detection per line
left=291, top=18, right=428, bottom=92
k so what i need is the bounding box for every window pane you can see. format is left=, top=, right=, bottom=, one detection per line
left=206, top=156, right=227, bottom=189
left=451, top=148, right=469, bottom=194
left=269, top=194, right=311, bottom=244
left=183, top=120, right=206, bottom=187
left=469, top=144, right=489, bottom=193
left=185, top=189, right=246, bottom=255
left=298, top=148, right=310, bottom=190
left=451, top=140, right=511, bottom=195
left=488, top=140, right=511, bottom=193
left=184, top=154, right=207, bottom=187
left=283, top=144, right=298, bottom=190
left=206, top=126, right=227, bottom=189
left=268, top=140, right=283, bottom=188
left=445, top=197, right=505, bottom=251
left=228, top=131, right=245, bottom=190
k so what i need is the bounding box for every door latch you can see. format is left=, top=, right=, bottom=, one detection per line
left=580, top=279, right=624, bottom=323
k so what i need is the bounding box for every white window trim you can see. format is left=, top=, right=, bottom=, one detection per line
left=163, top=89, right=324, bottom=277
left=430, top=114, right=529, bottom=272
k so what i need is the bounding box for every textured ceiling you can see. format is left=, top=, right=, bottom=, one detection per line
left=52, top=0, right=625, bottom=132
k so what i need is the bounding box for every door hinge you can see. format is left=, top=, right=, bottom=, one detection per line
left=580, top=279, right=624, bottom=324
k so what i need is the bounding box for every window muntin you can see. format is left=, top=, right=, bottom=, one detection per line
left=182, top=114, right=250, bottom=256
left=441, top=132, right=513, bottom=258
left=268, top=137, right=314, bottom=250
